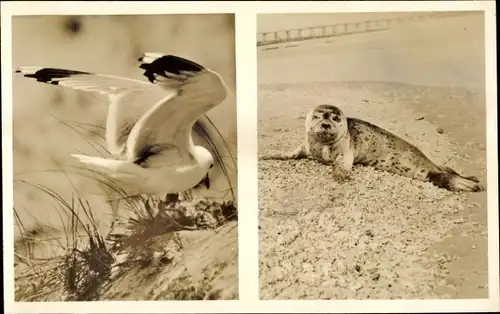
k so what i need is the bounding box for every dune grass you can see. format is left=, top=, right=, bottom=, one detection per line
left=14, top=112, right=238, bottom=301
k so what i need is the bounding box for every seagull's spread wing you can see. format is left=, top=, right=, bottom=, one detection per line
left=14, top=67, right=149, bottom=94
left=125, top=53, right=228, bottom=166
left=14, top=67, right=162, bottom=156
left=15, top=54, right=229, bottom=172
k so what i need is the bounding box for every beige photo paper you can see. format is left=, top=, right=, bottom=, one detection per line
left=4, top=5, right=238, bottom=304
left=258, top=10, right=489, bottom=300
left=2, top=1, right=498, bottom=313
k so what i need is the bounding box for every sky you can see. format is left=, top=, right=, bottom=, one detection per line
left=257, top=12, right=426, bottom=33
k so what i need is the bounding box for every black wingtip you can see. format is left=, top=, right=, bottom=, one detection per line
left=15, top=68, right=91, bottom=84
left=139, top=54, right=205, bottom=83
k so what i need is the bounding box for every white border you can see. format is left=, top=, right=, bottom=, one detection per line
left=484, top=0, right=500, bottom=304
left=2, top=1, right=498, bottom=313
left=236, top=10, right=260, bottom=301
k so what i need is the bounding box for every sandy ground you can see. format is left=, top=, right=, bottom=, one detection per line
left=258, top=12, right=488, bottom=299
left=11, top=15, right=238, bottom=300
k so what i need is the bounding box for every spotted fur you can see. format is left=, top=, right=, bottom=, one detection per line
left=261, top=104, right=485, bottom=192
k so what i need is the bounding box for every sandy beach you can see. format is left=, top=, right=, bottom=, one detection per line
left=258, top=12, right=488, bottom=299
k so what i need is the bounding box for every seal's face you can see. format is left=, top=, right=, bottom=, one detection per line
left=306, top=104, right=347, bottom=143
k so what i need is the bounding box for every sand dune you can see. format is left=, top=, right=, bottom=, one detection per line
left=12, top=14, right=238, bottom=300
left=258, top=12, right=484, bottom=89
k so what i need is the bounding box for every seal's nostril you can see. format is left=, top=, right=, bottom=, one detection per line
left=321, top=123, right=331, bottom=129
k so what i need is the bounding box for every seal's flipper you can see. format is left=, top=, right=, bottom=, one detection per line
left=260, top=144, right=308, bottom=161
left=427, top=171, right=485, bottom=192
left=438, top=165, right=481, bottom=183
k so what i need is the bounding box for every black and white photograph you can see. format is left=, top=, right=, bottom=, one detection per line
left=258, top=11, right=490, bottom=300
left=10, top=13, right=238, bottom=301
left=3, top=1, right=499, bottom=313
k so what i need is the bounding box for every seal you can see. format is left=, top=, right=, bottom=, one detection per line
left=260, top=104, right=484, bottom=192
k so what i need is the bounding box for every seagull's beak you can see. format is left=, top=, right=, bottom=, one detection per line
left=194, top=173, right=211, bottom=190
left=202, top=173, right=211, bottom=189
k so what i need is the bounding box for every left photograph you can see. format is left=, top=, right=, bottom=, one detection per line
left=12, top=14, right=238, bottom=301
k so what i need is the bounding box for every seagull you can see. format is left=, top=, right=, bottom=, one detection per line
left=15, top=53, right=230, bottom=199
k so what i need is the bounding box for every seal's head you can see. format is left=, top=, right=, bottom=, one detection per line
left=306, top=104, right=348, bottom=143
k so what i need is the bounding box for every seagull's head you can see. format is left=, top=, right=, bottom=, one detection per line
left=193, top=146, right=215, bottom=190
left=195, top=146, right=215, bottom=171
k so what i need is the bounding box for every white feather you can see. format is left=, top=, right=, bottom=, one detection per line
left=16, top=52, right=228, bottom=197
left=140, top=52, right=166, bottom=64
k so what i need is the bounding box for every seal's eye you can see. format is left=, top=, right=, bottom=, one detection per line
left=209, top=164, right=214, bottom=169
left=332, top=115, right=341, bottom=122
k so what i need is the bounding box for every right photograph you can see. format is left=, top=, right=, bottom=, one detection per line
left=257, top=11, right=488, bottom=299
